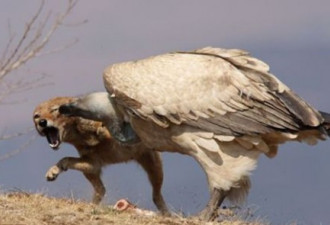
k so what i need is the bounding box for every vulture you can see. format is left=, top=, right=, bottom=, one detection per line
left=59, top=47, right=330, bottom=221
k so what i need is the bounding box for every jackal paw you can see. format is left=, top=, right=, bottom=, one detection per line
left=46, top=165, right=62, bottom=181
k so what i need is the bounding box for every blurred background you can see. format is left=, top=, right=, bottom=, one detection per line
left=0, top=1, right=330, bottom=224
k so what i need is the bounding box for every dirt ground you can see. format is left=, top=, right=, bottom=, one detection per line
left=0, top=191, right=268, bottom=225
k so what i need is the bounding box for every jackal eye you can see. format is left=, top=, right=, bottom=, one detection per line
left=50, top=107, right=59, bottom=113
left=33, top=114, right=40, bottom=119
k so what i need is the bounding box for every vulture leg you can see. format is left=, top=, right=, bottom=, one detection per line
left=197, top=188, right=227, bottom=221
left=119, top=122, right=140, bottom=144
left=107, top=120, right=140, bottom=144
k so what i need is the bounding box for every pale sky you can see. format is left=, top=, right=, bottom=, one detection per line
left=1, top=1, right=330, bottom=224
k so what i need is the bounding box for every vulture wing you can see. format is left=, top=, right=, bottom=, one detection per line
left=103, top=47, right=323, bottom=137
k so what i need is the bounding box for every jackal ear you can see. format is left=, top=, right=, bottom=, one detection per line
left=68, top=97, right=79, bottom=103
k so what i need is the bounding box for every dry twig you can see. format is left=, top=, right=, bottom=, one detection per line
left=0, top=134, right=36, bottom=161
left=0, top=0, right=80, bottom=79
left=0, top=0, right=82, bottom=157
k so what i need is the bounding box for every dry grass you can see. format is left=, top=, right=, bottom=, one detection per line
left=0, top=191, right=268, bottom=225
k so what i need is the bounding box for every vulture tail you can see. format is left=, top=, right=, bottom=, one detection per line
left=319, top=111, right=330, bottom=135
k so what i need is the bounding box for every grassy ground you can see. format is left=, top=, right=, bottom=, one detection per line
left=0, top=191, right=268, bottom=225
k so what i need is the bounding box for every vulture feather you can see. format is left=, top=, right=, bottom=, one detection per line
left=59, top=47, right=330, bottom=221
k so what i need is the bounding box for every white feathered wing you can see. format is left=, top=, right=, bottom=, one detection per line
left=102, top=47, right=326, bottom=203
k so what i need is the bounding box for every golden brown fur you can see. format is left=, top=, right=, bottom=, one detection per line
left=33, top=97, right=169, bottom=214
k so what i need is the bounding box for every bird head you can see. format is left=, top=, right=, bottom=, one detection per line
left=59, top=92, right=114, bottom=122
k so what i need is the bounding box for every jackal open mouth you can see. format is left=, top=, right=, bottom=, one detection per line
left=43, top=127, right=61, bottom=150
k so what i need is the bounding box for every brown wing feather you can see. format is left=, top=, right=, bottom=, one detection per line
left=103, top=47, right=323, bottom=136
